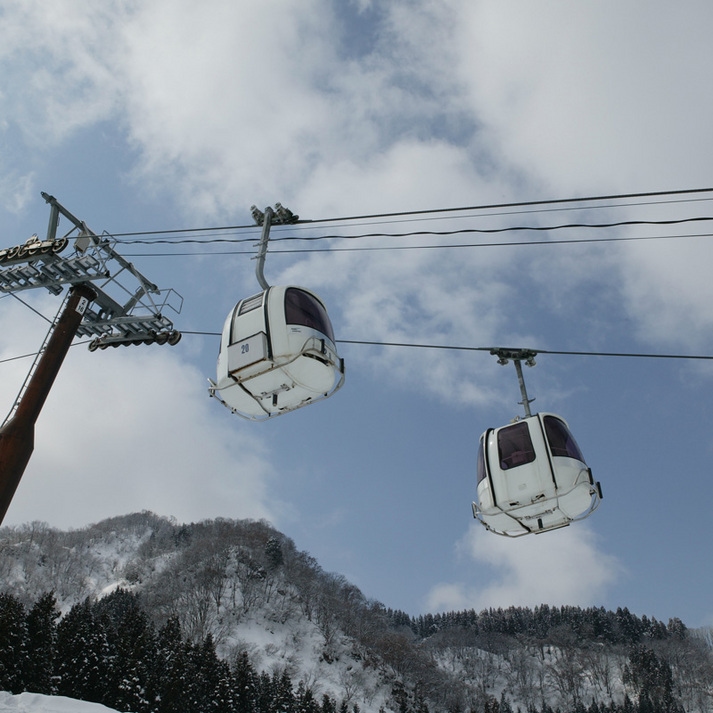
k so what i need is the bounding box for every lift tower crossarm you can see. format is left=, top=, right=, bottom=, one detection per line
left=43, top=191, right=160, bottom=295
left=0, top=282, right=96, bottom=525
left=0, top=193, right=184, bottom=350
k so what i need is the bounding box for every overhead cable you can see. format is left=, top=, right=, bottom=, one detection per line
left=2, top=333, right=712, bottom=367
left=121, top=230, right=713, bottom=258
left=177, top=332, right=713, bottom=362
left=109, top=214, right=713, bottom=246
left=104, top=186, right=713, bottom=240
left=335, top=339, right=713, bottom=361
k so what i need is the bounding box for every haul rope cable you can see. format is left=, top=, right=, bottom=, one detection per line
left=5, top=186, right=713, bottom=365
left=120, top=230, right=713, bottom=257
left=95, top=186, right=713, bottom=241
left=3, top=337, right=713, bottom=366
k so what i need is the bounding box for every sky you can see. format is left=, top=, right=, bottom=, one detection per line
left=1, top=0, right=713, bottom=629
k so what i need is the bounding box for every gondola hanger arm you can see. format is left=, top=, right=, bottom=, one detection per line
left=251, top=203, right=299, bottom=290
left=491, top=347, right=537, bottom=418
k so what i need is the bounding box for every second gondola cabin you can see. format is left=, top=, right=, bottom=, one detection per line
left=210, top=285, right=345, bottom=419
left=473, top=413, right=602, bottom=537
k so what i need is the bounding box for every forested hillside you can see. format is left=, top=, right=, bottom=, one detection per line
left=0, top=513, right=710, bottom=713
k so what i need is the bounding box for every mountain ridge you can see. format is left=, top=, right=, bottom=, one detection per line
left=0, top=512, right=710, bottom=713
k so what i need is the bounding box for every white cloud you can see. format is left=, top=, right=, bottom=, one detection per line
left=426, top=522, right=622, bottom=613
left=118, top=0, right=347, bottom=215
left=0, top=0, right=123, bottom=145
left=445, top=1, right=713, bottom=356
left=455, top=1, right=713, bottom=194
left=2, top=0, right=712, bottom=402
left=619, top=239, right=713, bottom=349
left=0, top=0, right=712, bottom=625
left=0, top=293, right=279, bottom=529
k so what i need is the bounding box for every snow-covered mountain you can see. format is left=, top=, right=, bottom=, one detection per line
left=0, top=513, right=710, bottom=713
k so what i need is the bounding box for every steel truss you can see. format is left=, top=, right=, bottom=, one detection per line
left=0, top=193, right=182, bottom=350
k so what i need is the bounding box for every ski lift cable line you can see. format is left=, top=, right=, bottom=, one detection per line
left=2, top=335, right=712, bottom=367
left=118, top=230, right=713, bottom=258
left=98, top=186, right=713, bottom=240
left=100, top=192, right=713, bottom=243
left=296, top=186, right=713, bottom=225
left=335, top=340, right=713, bottom=361
left=0, top=340, right=95, bottom=366
left=177, top=332, right=713, bottom=361
left=106, top=214, right=713, bottom=246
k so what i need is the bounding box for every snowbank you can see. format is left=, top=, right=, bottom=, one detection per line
left=0, top=692, right=124, bottom=713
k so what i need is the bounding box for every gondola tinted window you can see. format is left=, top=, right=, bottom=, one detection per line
left=543, top=415, right=585, bottom=461
left=284, top=288, right=335, bottom=342
left=498, top=421, right=536, bottom=470
left=477, top=439, right=487, bottom=483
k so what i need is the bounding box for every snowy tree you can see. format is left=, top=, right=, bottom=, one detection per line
left=272, top=670, right=297, bottom=713
left=152, top=617, right=190, bottom=713
left=623, top=645, right=683, bottom=713
left=184, top=633, right=234, bottom=713
left=55, top=598, right=112, bottom=705
left=111, top=599, right=157, bottom=713
left=24, top=591, right=60, bottom=695
left=0, top=592, right=27, bottom=693
left=232, top=650, right=258, bottom=713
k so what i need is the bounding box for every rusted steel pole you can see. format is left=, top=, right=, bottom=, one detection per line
left=0, top=282, right=96, bottom=524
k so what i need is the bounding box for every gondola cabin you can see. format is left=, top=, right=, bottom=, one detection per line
left=209, top=286, right=345, bottom=420
left=472, top=413, right=602, bottom=537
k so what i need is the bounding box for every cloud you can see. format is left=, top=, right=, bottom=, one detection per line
left=426, top=522, right=622, bottom=613
left=0, top=1, right=123, bottom=145
left=618, top=238, right=713, bottom=349
left=454, top=2, right=713, bottom=194
left=1, top=0, right=712, bottom=627
left=0, top=293, right=279, bottom=529
left=1, top=0, right=712, bottom=403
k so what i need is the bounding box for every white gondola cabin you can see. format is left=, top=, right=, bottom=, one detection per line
left=209, top=285, right=345, bottom=420
left=472, top=413, right=602, bottom=537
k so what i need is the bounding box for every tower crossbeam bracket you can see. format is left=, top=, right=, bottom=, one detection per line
left=0, top=193, right=184, bottom=350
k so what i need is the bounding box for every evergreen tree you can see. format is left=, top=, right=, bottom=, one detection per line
left=256, top=670, right=275, bottom=713
left=272, top=669, right=296, bottom=713
left=296, top=681, right=320, bottom=713
left=184, top=634, right=233, bottom=713
left=232, top=650, right=258, bottom=713
left=111, top=601, right=157, bottom=713
left=265, top=537, right=284, bottom=569
left=55, top=598, right=112, bottom=705
left=25, top=591, right=60, bottom=694
left=321, top=693, right=337, bottom=713
left=0, top=592, right=27, bottom=693
left=623, top=646, right=682, bottom=713
left=152, top=617, right=190, bottom=713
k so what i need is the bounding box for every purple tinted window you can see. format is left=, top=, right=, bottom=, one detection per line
left=497, top=421, right=536, bottom=470
left=284, top=288, right=335, bottom=342
left=477, top=439, right=487, bottom=483
left=544, top=415, right=585, bottom=461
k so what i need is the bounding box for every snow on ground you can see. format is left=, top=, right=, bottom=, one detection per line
left=0, top=692, right=124, bottom=713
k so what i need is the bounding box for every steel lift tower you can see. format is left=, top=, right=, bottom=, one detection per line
left=0, top=193, right=183, bottom=524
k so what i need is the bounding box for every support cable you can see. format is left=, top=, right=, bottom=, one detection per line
left=3, top=334, right=713, bottom=366
left=104, top=186, right=713, bottom=239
